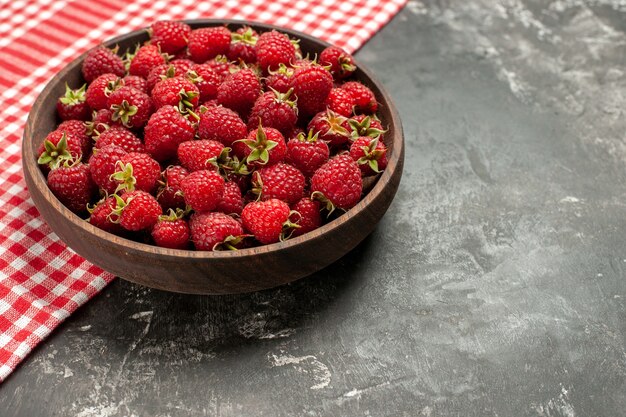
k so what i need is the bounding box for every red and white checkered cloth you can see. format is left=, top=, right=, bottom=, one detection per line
left=0, top=0, right=406, bottom=381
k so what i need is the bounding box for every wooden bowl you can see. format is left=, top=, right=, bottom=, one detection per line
left=22, top=19, right=404, bottom=295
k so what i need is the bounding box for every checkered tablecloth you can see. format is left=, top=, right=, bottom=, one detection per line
left=0, top=0, right=406, bottom=382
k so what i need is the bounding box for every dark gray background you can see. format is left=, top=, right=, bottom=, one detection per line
left=2, top=1, right=626, bottom=416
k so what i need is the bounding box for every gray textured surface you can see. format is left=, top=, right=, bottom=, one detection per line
left=2, top=1, right=626, bottom=416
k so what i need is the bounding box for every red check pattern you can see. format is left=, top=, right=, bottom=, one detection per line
left=0, top=0, right=406, bottom=382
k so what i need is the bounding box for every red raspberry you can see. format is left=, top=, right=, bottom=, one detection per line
left=255, top=30, right=296, bottom=72
left=86, top=73, right=121, bottom=111
left=38, top=130, right=83, bottom=169
left=285, top=130, right=330, bottom=177
left=180, top=169, right=225, bottom=212
left=57, top=120, right=91, bottom=156
left=290, top=198, right=321, bottom=237
left=215, top=181, right=244, bottom=215
left=177, top=139, right=225, bottom=172
left=129, top=44, right=167, bottom=78
left=217, top=68, right=261, bottom=118
left=197, top=105, right=247, bottom=147
left=151, top=76, right=199, bottom=110
left=265, top=64, right=293, bottom=93
left=248, top=88, right=298, bottom=136
left=341, top=81, right=378, bottom=114
left=308, top=110, right=351, bottom=147
left=233, top=126, right=287, bottom=168
left=95, top=125, right=144, bottom=153
left=311, top=154, right=363, bottom=212
left=289, top=64, right=333, bottom=116
left=242, top=199, right=294, bottom=244
left=88, top=144, right=127, bottom=194
left=57, top=83, right=90, bottom=121
left=107, top=86, right=154, bottom=129
left=252, top=162, right=305, bottom=205
left=325, top=87, right=354, bottom=117
left=350, top=137, right=388, bottom=176
left=86, top=109, right=113, bottom=136
left=190, top=212, right=245, bottom=251
left=117, top=191, right=162, bottom=231
left=150, top=20, right=191, bottom=54
left=146, top=64, right=181, bottom=94
left=156, top=165, right=189, bottom=210
left=122, top=75, right=148, bottom=93
left=143, top=105, right=195, bottom=162
left=348, top=114, right=385, bottom=140
left=47, top=162, right=95, bottom=213
left=227, top=27, right=258, bottom=64
left=188, top=27, right=231, bottom=63
left=111, top=152, right=161, bottom=193
left=319, top=46, right=356, bottom=80
left=204, top=56, right=235, bottom=81
left=151, top=210, right=190, bottom=249
left=88, top=195, right=125, bottom=235
left=187, top=64, right=220, bottom=102
left=82, top=46, right=125, bottom=83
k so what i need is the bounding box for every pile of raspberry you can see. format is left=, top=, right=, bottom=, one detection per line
left=40, top=21, right=388, bottom=250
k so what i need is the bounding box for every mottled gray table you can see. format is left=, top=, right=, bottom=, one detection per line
left=2, top=1, right=626, bottom=416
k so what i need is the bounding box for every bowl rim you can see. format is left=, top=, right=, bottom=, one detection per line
left=23, top=18, right=404, bottom=260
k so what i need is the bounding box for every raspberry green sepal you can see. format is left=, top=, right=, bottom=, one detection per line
left=356, top=137, right=384, bottom=173
left=221, top=155, right=250, bottom=179
left=161, top=65, right=177, bottom=81
left=185, top=70, right=203, bottom=85
left=348, top=115, right=386, bottom=140
left=178, top=89, right=199, bottom=113
left=110, top=99, right=138, bottom=127
left=110, top=161, right=136, bottom=193
left=37, top=133, right=75, bottom=169
left=296, top=129, right=321, bottom=143
left=250, top=171, right=263, bottom=201
left=243, top=124, right=278, bottom=166
left=213, top=234, right=251, bottom=251
left=59, top=83, right=87, bottom=105
left=108, top=194, right=128, bottom=223
left=158, top=207, right=187, bottom=222
left=339, top=56, right=357, bottom=73
left=270, top=87, right=298, bottom=112
left=206, top=147, right=231, bottom=170
left=104, top=78, right=123, bottom=97
left=279, top=210, right=302, bottom=241
left=322, top=110, right=349, bottom=137
left=311, top=191, right=337, bottom=217
left=123, top=44, right=140, bottom=72
left=267, top=63, right=294, bottom=77
left=231, top=27, right=258, bottom=46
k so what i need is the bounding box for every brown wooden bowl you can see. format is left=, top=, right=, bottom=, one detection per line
left=22, top=19, right=404, bottom=295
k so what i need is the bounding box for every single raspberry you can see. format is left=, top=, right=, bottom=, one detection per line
left=285, top=130, right=330, bottom=177
left=115, top=191, right=162, bottom=231
left=255, top=30, right=296, bottom=72
left=88, top=195, right=125, bottom=235
left=88, top=144, right=127, bottom=194
left=86, top=109, right=113, bottom=136
left=248, top=88, right=298, bottom=136
left=197, top=105, right=247, bottom=147
left=143, top=105, right=195, bottom=162
left=111, top=152, right=161, bottom=193
left=341, top=81, right=378, bottom=114
left=319, top=46, right=356, bottom=80
left=227, top=27, right=258, bottom=64
left=187, top=64, right=220, bottom=102
left=150, top=20, right=191, bottom=54
left=311, top=154, right=363, bottom=212
left=107, top=86, right=154, bottom=129
left=289, top=64, right=333, bottom=116
left=38, top=130, right=83, bottom=169
left=241, top=199, right=297, bottom=244
left=265, top=64, right=293, bottom=93
left=215, top=181, right=244, bottom=215
left=151, top=209, right=190, bottom=249
left=82, top=46, right=125, bottom=83
left=58, top=120, right=91, bottom=156
left=47, top=161, right=96, bottom=214
left=180, top=169, right=225, bottom=212
left=57, top=83, right=90, bottom=121
left=122, top=75, right=148, bottom=93
left=190, top=212, right=245, bottom=251
left=308, top=109, right=351, bottom=147
left=151, top=76, right=199, bottom=111
left=348, top=114, right=385, bottom=139
left=252, top=162, right=305, bottom=204
left=129, top=44, right=167, bottom=78
left=156, top=165, right=189, bottom=210
left=177, top=139, right=225, bottom=172
left=233, top=125, right=287, bottom=168
left=188, top=26, right=231, bottom=63
left=217, top=68, right=261, bottom=118
left=86, top=73, right=121, bottom=111
left=325, top=87, right=354, bottom=117
left=350, top=137, right=388, bottom=176
left=95, top=125, right=144, bottom=153
left=290, top=198, right=321, bottom=237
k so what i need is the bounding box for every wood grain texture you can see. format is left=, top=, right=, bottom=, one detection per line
left=22, top=20, right=404, bottom=295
